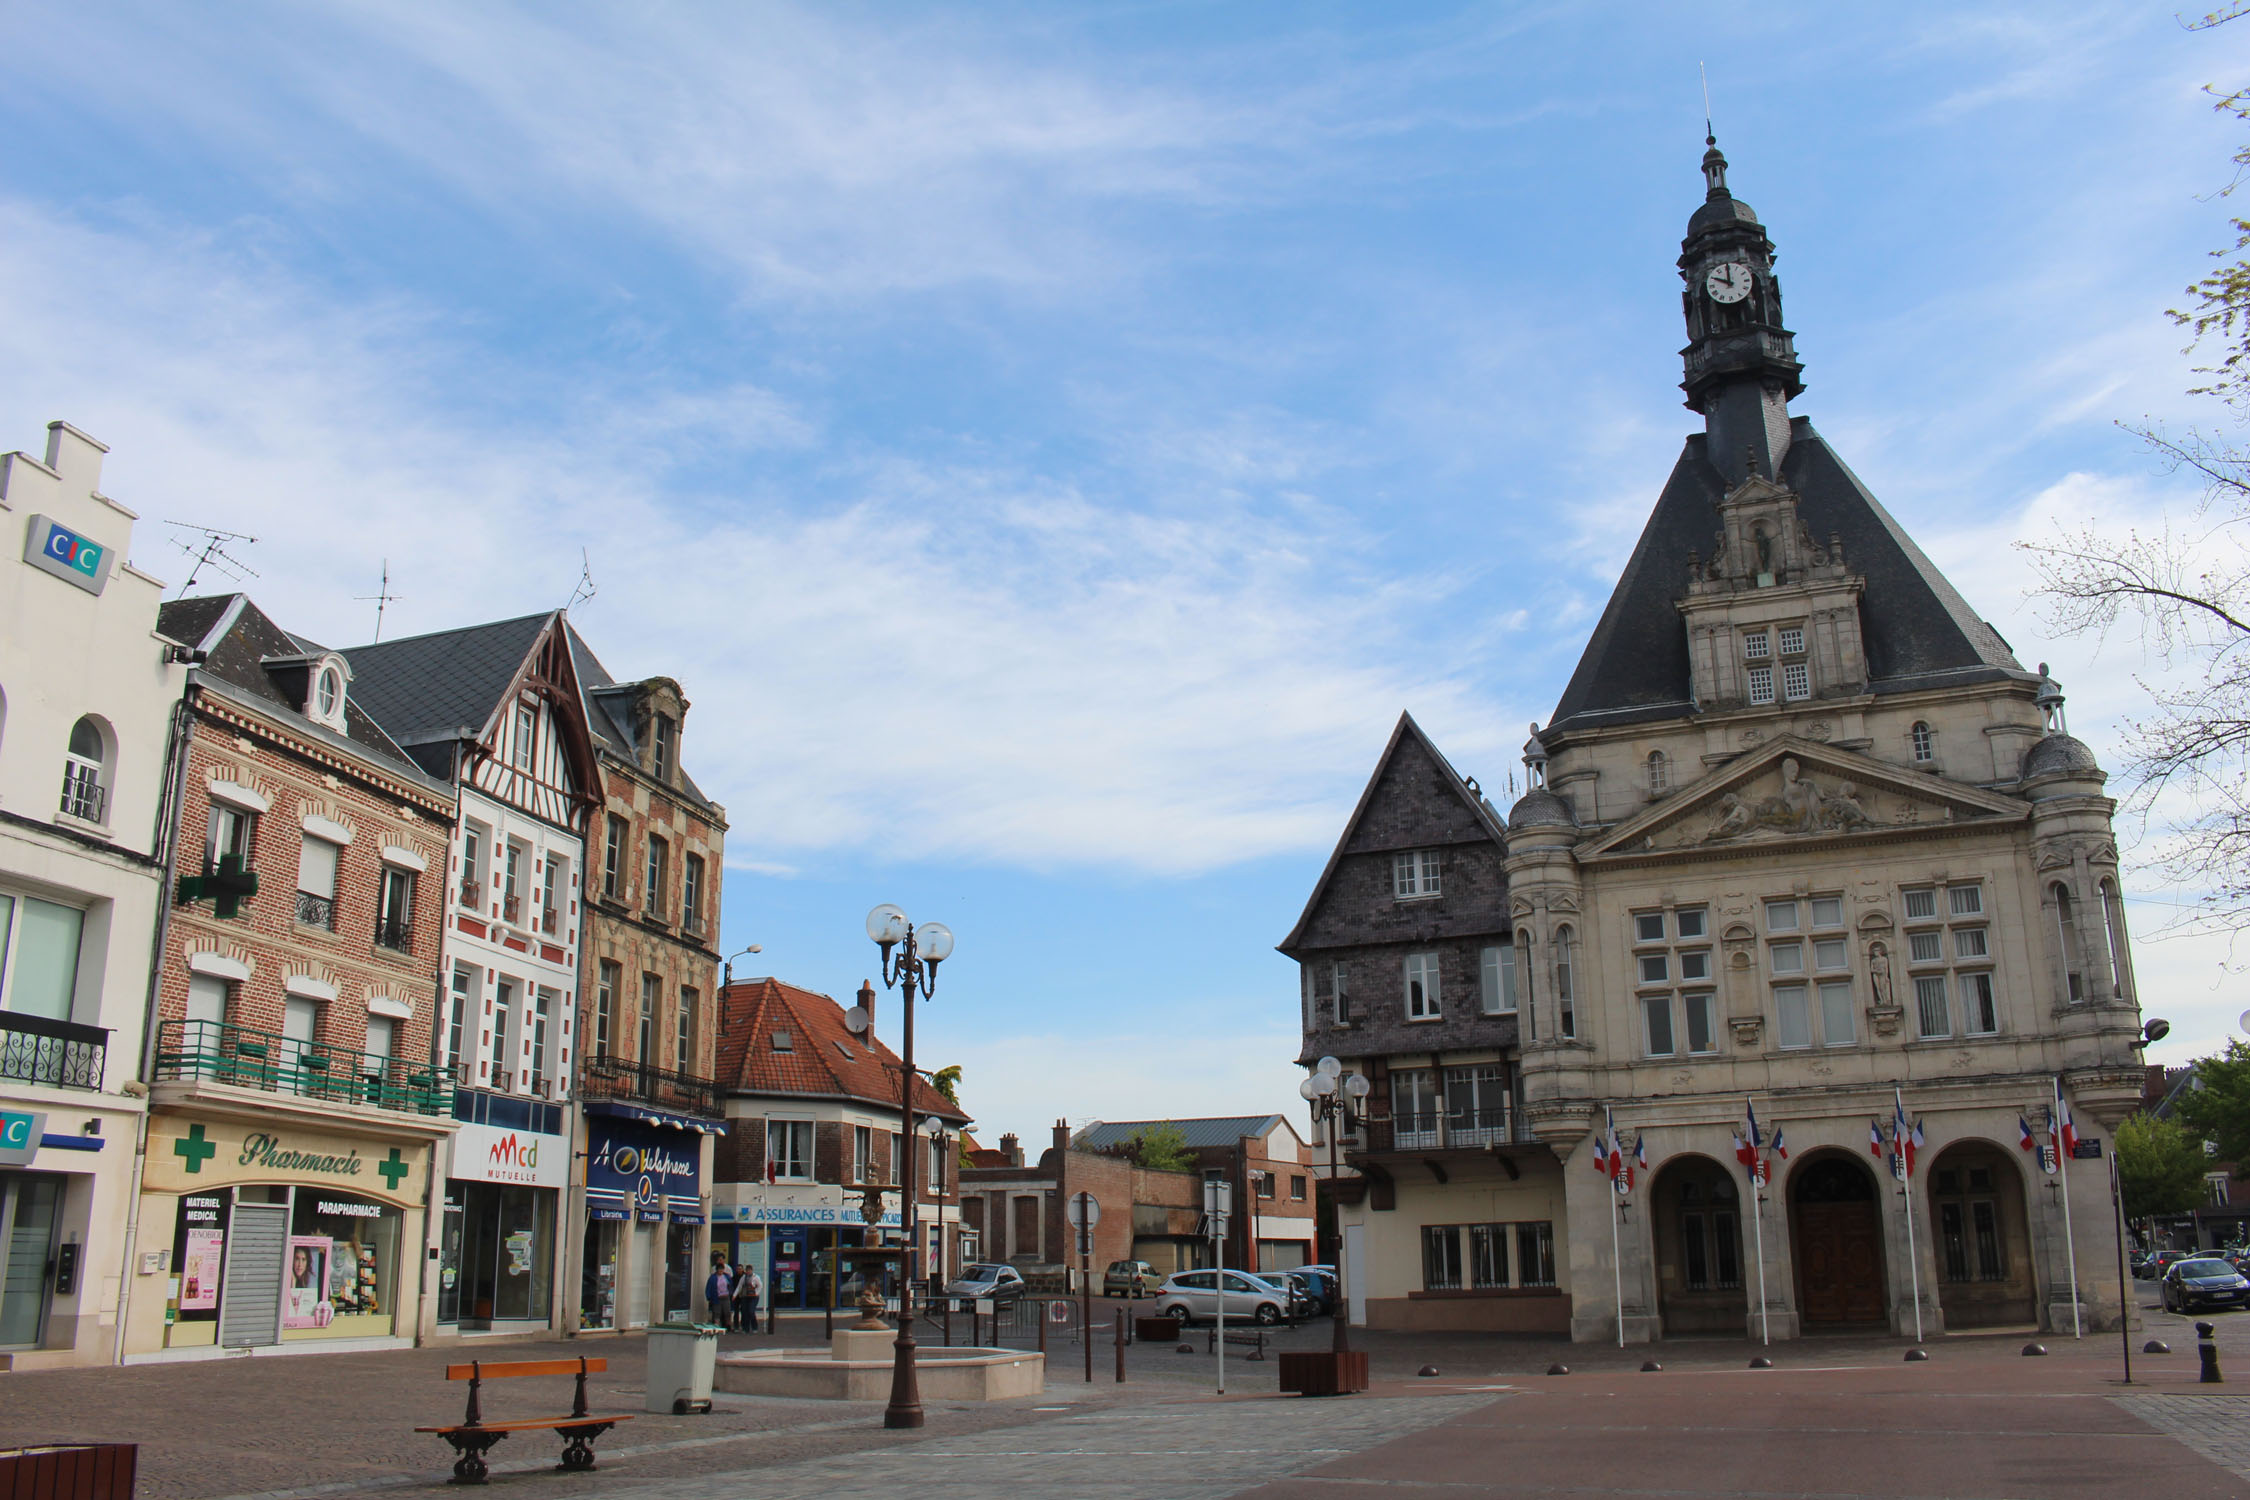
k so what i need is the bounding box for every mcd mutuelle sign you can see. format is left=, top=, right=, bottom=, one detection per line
left=452, top=1120, right=568, bottom=1189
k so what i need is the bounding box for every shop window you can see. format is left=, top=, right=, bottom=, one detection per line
left=0, top=892, right=85, bottom=1021
left=290, top=1191, right=403, bottom=1337
left=0, top=1175, right=63, bottom=1347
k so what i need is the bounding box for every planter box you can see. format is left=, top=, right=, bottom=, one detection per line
left=1277, top=1349, right=1369, bottom=1397
left=0, top=1444, right=138, bottom=1499
left=1134, top=1317, right=1179, bottom=1342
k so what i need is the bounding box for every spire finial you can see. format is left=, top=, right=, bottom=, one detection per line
left=1700, top=61, right=1714, bottom=146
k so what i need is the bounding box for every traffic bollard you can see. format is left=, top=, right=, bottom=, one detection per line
left=2199, top=1321, right=2222, bottom=1383
left=1115, top=1310, right=1126, bottom=1383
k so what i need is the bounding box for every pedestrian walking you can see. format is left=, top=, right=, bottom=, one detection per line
left=704, top=1254, right=732, bottom=1328
left=735, top=1264, right=762, bottom=1333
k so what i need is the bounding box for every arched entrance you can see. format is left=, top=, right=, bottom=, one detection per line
left=1927, top=1142, right=2037, bottom=1328
left=1651, top=1155, right=1748, bottom=1335
left=1789, top=1154, right=1889, bottom=1328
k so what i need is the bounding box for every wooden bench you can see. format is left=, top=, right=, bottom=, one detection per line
left=415, top=1357, right=634, bottom=1485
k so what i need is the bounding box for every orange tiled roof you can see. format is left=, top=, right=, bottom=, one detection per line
left=716, top=977, right=968, bottom=1123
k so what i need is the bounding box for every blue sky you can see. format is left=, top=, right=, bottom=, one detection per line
left=4, top=4, right=2246, bottom=1141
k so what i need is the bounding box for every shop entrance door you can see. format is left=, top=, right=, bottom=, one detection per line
left=625, top=1223, right=655, bottom=1327
left=219, top=1204, right=288, bottom=1348
left=437, top=1198, right=463, bottom=1324
left=0, top=1174, right=62, bottom=1348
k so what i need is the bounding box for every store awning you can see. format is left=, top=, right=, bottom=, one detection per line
left=585, top=1099, right=726, bottom=1135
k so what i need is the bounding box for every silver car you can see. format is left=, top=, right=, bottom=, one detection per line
left=1153, top=1268, right=1292, bottom=1325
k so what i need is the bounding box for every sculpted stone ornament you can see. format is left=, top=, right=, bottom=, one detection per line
left=852, top=1280, right=889, bottom=1331
left=1701, top=759, right=1874, bottom=843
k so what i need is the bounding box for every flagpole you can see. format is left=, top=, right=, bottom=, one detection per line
left=1896, top=1087, right=1924, bottom=1345
left=2056, top=1077, right=2083, bottom=1339
left=1749, top=1157, right=1770, bottom=1346
left=1607, top=1106, right=1625, bottom=1349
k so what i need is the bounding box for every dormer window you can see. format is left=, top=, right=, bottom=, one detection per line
left=315, top=666, right=341, bottom=721
left=651, top=713, right=676, bottom=781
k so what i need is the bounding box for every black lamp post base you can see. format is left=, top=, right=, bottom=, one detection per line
left=883, top=1334, right=924, bottom=1428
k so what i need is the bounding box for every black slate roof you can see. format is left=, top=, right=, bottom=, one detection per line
left=563, top=624, right=721, bottom=815
left=156, top=594, right=447, bottom=793
left=1545, top=419, right=2029, bottom=737
left=338, top=611, right=556, bottom=775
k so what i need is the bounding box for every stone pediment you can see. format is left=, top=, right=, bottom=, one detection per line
left=1581, top=736, right=2027, bottom=859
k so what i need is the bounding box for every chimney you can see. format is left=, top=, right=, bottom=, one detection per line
left=858, top=980, right=875, bottom=1036
left=1052, top=1118, right=1071, bottom=1159
left=999, top=1132, right=1021, bottom=1167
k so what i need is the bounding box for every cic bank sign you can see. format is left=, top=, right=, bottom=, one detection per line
left=452, top=1120, right=568, bottom=1189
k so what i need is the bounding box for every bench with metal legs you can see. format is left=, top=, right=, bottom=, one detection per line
left=415, top=1357, right=635, bottom=1484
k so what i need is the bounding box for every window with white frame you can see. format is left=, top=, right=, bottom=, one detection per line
left=1307, top=960, right=1350, bottom=1026
left=1646, top=750, right=1669, bottom=794
left=1481, top=945, right=1516, bottom=1015
left=207, top=800, right=257, bottom=869
left=1743, top=629, right=1770, bottom=660
left=313, top=664, right=345, bottom=725
left=1636, top=904, right=1718, bottom=1058
left=1903, top=883, right=1996, bottom=1038
left=296, top=834, right=341, bottom=930
left=185, top=973, right=229, bottom=1030
left=645, top=835, right=669, bottom=915
left=639, top=973, right=659, bottom=1060
left=853, top=1125, right=874, bottom=1185
left=2101, top=879, right=2135, bottom=1001
left=1782, top=661, right=1811, bottom=701
left=530, top=988, right=553, bottom=1090
left=513, top=703, right=536, bottom=771
left=767, top=1119, right=814, bottom=1180
left=1393, top=849, right=1442, bottom=899
left=652, top=714, right=676, bottom=781
left=1770, top=893, right=1855, bottom=1048
left=676, top=985, right=697, bottom=1073
left=594, top=961, right=617, bottom=1058
left=1404, top=951, right=1441, bottom=1020
left=1910, top=721, right=1935, bottom=763
left=447, top=964, right=475, bottom=1073
left=60, top=717, right=107, bottom=822
left=1777, top=625, right=1804, bottom=656
left=460, top=825, right=485, bottom=907
left=1747, top=665, right=1775, bottom=705
left=1553, top=926, right=1577, bottom=1039
left=603, top=815, right=626, bottom=899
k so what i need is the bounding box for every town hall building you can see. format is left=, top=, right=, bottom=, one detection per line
left=1284, top=139, right=2152, bottom=1343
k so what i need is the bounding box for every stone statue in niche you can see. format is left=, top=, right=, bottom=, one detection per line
left=1753, top=525, right=1774, bottom=573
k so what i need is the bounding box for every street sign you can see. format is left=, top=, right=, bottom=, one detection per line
left=1047, top=1299, right=1070, bottom=1324
left=1067, top=1191, right=1101, bottom=1228
left=975, top=1297, right=995, bottom=1316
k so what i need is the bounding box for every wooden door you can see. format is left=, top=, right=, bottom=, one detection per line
left=1793, top=1158, right=1887, bottom=1327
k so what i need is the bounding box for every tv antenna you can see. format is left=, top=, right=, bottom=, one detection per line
left=566, top=547, right=597, bottom=611
left=355, top=559, right=402, bottom=642
left=164, top=522, right=259, bottom=597
left=1700, top=61, right=1714, bottom=143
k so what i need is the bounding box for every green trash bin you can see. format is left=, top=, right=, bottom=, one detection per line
left=646, top=1321, right=722, bottom=1413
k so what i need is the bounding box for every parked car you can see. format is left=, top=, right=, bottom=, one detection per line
left=2142, top=1250, right=2192, bottom=1282
left=1285, top=1267, right=1337, bottom=1315
left=1102, top=1259, right=1162, bottom=1298
left=1154, top=1268, right=1295, bottom=1326
left=2161, top=1257, right=2250, bottom=1314
left=942, top=1262, right=1027, bottom=1305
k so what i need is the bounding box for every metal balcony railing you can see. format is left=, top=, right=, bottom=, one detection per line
left=295, top=890, right=336, bottom=929
left=0, top=1011, right=108, bottom=1091
left=155, top=1018, right=454, bottom=1115
left=59, top=765, right=106, bottom=822
left=502, top=893, right=522, bottom=925
left=374, top=914, right=413, bottom=953
left=527, top=1071, right=550, bottom=1099
left=580, top=1054, right=721, bottom=1119
left=459, top=879, right=482, bottom=909
left=1370, top=1107, right=1531, bottom=1153
left=490, top=1069, right=513, bottom=1094
left=540, top=906, right=558, bottom=936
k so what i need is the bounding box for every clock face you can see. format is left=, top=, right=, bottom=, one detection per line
left=1706, top=261, right=1753, bottom=304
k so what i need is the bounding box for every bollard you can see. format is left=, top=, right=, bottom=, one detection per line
left=2021, top=1343, right=2047, bottom=1357
left=2199, top=1321, right=2223, bottom=1383
left=1038, top=1302, right=1048, bottom=1356
left=1417, top=1365, right=1440, bottom=1377
left=1115, top=1309, right=1126, bottom=1383
left=943, top=1300, right=952, bottom=1347
left=2145, top=1340, right=2172, bottom=1355
left=1748, top=1357, right=1773, bottom=1369
left=1640, top=1360, right=1663, bottom=1373
left=1904, top=1348, right=1929, bottom=1362
left=1546, top=1363, right=1569, bottom=1376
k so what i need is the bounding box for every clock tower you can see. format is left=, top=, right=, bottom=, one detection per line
left=1678, top=137, right=1804, bottom=486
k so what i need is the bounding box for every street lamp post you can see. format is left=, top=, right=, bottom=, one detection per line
left=1299, top=1056, right=1373, bottom=1357
left=863, top=903, right=954, bottom=1431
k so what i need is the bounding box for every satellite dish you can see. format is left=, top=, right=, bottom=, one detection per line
left=843, top=1005, right=871, bottom=1036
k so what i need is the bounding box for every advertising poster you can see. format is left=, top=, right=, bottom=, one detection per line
left=181, top=1227, right=224, bottom=1311
left=285, top=1236, right=333, bottom=1328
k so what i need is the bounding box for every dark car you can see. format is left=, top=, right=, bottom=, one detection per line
left=1287, top=1267, right=1338, bottom=1315
left=2140, top=1250, right=2190, bottom=1282
left=2162, top=1257, right=2250, bottom=1313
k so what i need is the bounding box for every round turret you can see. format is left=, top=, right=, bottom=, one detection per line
left=2020, top=732, right=2102, bottom=783
left=1508, top=787, right=1578, bottom=832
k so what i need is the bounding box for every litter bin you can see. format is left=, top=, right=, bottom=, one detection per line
left=646, top=1321, right=721, bottom=1413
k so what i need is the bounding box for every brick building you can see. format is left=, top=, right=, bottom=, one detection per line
left=565, top=629, right=727, bottom=1331
left=126, top=593, right=457, bottom=1361
left=709, top=978, right=968, bottom=1309
left=1074, top=1116, right=1317, bottom=1274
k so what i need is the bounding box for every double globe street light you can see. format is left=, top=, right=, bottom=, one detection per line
left=860, top=903, right=953, bottom=1431
left=1299, top=1056, right=1373, bottom=1359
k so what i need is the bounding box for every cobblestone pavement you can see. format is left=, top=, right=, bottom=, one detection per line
left=12, top=1287, right=2250, bottom=1500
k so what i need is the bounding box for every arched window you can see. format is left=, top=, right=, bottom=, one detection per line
left=2052, top=883, right=2085, bottom=1004
left=1554, top=925, right=1577, bottom=1039
left=1514, top=929, right=1536, bottom=1042
left=61, top=716, right=107, bottom=821
left=315, top=665, right=342, bottom=721
left=1910, top=722, right=1934, bottom=764
left=2101, top=879, right=2134, bottom=1002
left=1646, top=750, right=1669, bottom=795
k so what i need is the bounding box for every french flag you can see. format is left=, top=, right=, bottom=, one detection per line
left=2055, top=1081, right=2080, bottom=1156
left=1770, top=1126, right=1788, bottom=1161
left=1869, top=1120, right=1886, bottom=1158
left=1745, top=1098, right=1764, bottom=1154
left=2018, top=1116, right=2037, bottom=1153
left=1634, top=1132, right=1649, bottom=1176
left=1893, top=1088, right=1918, bottom=1179
left=1734, top=1127, right=1754, bottom=1168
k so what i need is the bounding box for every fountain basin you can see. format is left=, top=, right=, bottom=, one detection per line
left=715, top=1342, right=1044, bottom=1402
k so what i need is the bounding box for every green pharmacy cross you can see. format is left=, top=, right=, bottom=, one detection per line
left=377, top=1148, right=410, bottom=1191
left=174, top=1123, right=218, bottom=1174
left=177, top=853, right=259, bottom=919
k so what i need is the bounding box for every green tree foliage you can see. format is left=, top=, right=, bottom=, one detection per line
left=1114, top=1121, right=1196, bottom=1173
left=2174, top=1040, right=2250, bottom=1170
left=2116, top=1112, right=2213, bottom=1221
left=930, top=1064, right=962, bottom=1105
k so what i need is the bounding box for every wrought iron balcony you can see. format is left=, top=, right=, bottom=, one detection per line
left=0, top=1011, right=108, bottom=1091
left=581, top=1054, right=720, bottom=1119
left=501, top=892, right=522, bottom=925
left=374, top=914, right=413, bottom=953
left=459, top=878, right=483, bottom=910
left=294, top=890, right=336, bottom=929
left=540, top=906, right=558, bottom=936
left=58, top=765, right=106, bottom=823
left=154, top=1018, right=453, bottom=1116
left=1368, top=1107, right=1531, bottom=1154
